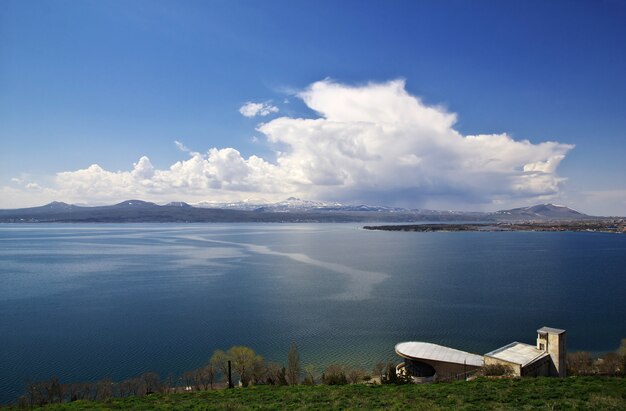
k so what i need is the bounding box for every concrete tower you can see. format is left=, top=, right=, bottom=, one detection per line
left=537, top=326, right=566, bottom=377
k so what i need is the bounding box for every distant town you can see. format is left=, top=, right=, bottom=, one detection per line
left=364, top=220, right=626, bottom=234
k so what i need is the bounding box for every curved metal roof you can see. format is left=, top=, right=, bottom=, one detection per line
left=395, top=342, right=484, bottom=367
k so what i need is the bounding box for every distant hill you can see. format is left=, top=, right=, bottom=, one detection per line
left=0, top=199, right=427, bottom=223
left=0, top=199, right=601, bottom=223
left=493, top=204, right=589, bottom=220
left=0, top=200, right=262, bottom=223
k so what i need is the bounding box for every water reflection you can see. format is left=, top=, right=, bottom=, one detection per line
left=181, top=234, right=389, bottom=300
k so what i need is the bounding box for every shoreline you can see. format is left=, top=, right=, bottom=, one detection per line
left=363, top=220, right=626, bottom=234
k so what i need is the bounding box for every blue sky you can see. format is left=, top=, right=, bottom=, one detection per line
left=1, top=0, right=625, bottom=215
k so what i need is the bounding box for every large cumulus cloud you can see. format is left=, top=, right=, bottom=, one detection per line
left=4, top=79, right=574, bottom=208
left=264, top=79, right=573, bottom=206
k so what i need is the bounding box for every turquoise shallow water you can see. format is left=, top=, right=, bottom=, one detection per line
left=1, top=223, right=625, bottom=402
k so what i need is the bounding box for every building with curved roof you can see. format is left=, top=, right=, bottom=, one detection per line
left=395, top=341, right=483, bottom=382
left=395, top=326, right=566, bottom=382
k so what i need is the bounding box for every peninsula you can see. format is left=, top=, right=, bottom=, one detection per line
left=363, top=220, right=626, bottom=234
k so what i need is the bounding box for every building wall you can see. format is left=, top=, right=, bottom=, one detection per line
left=538, top=330, right=567, bottom=377
left=547, top=332, right=566, bottom=377
left=483, top=356, right=522, bottom=377
left=404, top=358, right=482, bottom=381
left=485, top=355, right=554, bottom=377
left=521, top=357, right=550, bottom=377
left=430, top=359, right=482, bottom=380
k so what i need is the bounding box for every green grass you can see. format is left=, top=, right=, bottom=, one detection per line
left=11, top=377, right=626, bottom=410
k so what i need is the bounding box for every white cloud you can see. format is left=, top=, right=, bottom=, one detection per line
left=0, top=185, right=59, bottom=209
left=175, top=140, right=190, bottom=152
left=0, top=79, right=576, bottom=210
left=258, top=79, right=573, bottom=207
left=45, top=148, right=292, bottom=205
left=239, top=101, right=279, bottom=118
left=564, top=189, right=626, bottom=217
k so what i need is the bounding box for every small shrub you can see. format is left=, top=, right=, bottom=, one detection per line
left=568, top=351, right=595, bottom=376
left=481, top=363, right=514, bottom=377
left=381, top=362, right=397, bottom=384
left=322, top=364, right=348, bottom=385
left=598, top=352, right=621, bottom=376
left=346, top=367, right=365, bottom=384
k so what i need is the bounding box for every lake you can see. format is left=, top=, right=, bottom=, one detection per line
left=1, top=223, right=625, bottom=402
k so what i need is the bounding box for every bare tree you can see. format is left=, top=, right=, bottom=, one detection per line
left=347, top=366, right=365, bottom=384
left=48, top=377, right=64, bottom=403
left=287, top=343, right=301, bottom=385
left=618, top=338, right=626, bottom=375
left=95, top=378, right=113, bottom=401
left=264, top=362, right=283, bottom=385
left=142, top=372, right=161, bottom=395
left=24, top=380, right=44, bottom=407
left=23, top=378, right=65, bottom=406
left=195, top=364, right=216, bottom=390
left=598, top=352, right=621, bottom=376
left=120, top=377, right=141, bottom=397
left=162, top=375, right=175, bottom=393
left=63, top=382, right=78, bottom=402
left=16, top=396, right=29, bottom=409
left=322, top=364, right=347, bottom=385
left=211, top=349, right=230, bottom=383
left=118, top=379, right=132, bottom=398
left=74, top=382, right=93, bottom=401
left=89, top=381, right=101, bottom=401
left=251, top=358, right=269, bottom=385
left=567, top=351, right=595, bottom=375
left=373, top=362, right=385, bottom=382
left=36, top=377, right=63, bottom=404
left=182, top=370, right=197, bottom=391
left=303, top=364, right=317, bottom=385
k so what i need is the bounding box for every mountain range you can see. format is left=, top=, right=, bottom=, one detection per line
left=0, top=198, right=599, bottom=223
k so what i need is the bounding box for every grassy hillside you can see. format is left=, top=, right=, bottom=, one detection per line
left=11, top=377, right=626, bottom=410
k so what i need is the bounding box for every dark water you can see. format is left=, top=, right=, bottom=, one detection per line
left=1, top=223, right=625, bottom=402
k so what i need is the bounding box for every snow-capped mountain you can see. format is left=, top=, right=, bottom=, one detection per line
left=494, top=203, right=586, bottom=219
left=191, top=197, right=407, bottom=212
left=0, top=199, right=598, bottom=223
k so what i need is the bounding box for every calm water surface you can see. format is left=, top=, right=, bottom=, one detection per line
left=1, top=223, right=625, bottom=402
